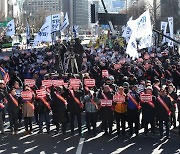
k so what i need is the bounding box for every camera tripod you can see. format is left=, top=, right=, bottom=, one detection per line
left=64, top=51, right=79, bottom=74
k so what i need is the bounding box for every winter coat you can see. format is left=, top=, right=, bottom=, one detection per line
left=83, top=95, right=99, bottom=113
left=141, top=96, right=156, bottom=122
left=67, top=89, right=84, bottom=114
left=98, top=91, right=113, bottom=121
left=51, top=89, right=68, bottom=124
left=127, top=91, right=140, bottom=121
left=22, top=100, right=34, bottom=117
left=156, top=95, right=173, bottom=121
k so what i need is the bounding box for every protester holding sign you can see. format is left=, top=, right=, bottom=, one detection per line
left=36, top=86, right=51, bottom=134
left=67, top=85, right=84, bottom=136
left=141, top=87, right=156, bottom=137
left=21, top=85, right=34, bottom=135
left=7, top=89, right=20, bottom=135
left=50, top=86, right=68, bottom=134
left=156, top=87, right=173, bottom=139
left=127, top=85, right=140, bottom=136
left=83, top=89, right=99, bottom=136
left=98, top=85, right=113, bottom=135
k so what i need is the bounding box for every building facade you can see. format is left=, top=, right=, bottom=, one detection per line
left=22, top=0, right=62, bottom=27
left=0, top=0, right=8, bottom=20
left=62, top=0, right=89, bottom=27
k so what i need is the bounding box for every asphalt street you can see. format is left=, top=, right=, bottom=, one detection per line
left=0, top=113, right=180, bottom=154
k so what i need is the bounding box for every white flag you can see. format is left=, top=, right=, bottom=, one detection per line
left=126, top=10, right=152, bottom=59
left=122, top=17, right=132, bottom=42
left=128, top=10, right=152, bottom=38
left=46, top=14, right=61, bottom=33
left=168, top=17, right=174, bottom=47
left=6, top=19, right=15, bottom=37
left=60, top=13, right=69, bottom=32
left=33, top=20, right=52, bottom=48
left=126, top=33, right=139, bottom=59
left=160, top=21, right=168, bottom=43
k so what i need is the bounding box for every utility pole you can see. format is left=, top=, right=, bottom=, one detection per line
left=100, top=0, right=116, bottom=35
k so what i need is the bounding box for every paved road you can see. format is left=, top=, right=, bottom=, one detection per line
left=0, top=114, right=179, bottom=154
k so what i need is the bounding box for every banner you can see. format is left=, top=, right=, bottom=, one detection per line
left=36, top=89, right=47, bottom=98
left=73, top=25, right=79, bottom=38
left=52, top=80, right=64, bottom=87
left=24, top=79, right=35, bottom=87
left=60, top=13, right=69, bottom=32
left=69, top=79, right=81, bottom=88
left=101, top=99, right=112, bottom=107
left=26, top=21, right=30, bottom=41
left=113, top=95, right=125, bottom=103
left=160, top=21, right=168, bottom=43
left=84, top=79, right=95, bottom=87
left=140, top=94, right=152, bottom=102
left=21, top=91, right=33, bottom=100
left=168, top=17, right=174, bottom=47
left=6, top=19, right=15, bottom=37
left=42, top=80, right=52, bottom=87
left=33, top=20, right=52, bottom=47
left=46, top=14, right=61, bottom=32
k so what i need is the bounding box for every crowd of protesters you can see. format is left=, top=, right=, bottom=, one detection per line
left=0, top=37, right=179, bottom=140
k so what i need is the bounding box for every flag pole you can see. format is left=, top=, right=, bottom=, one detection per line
left=26, top=19, right=29, bottom=52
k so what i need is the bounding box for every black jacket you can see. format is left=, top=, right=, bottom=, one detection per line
left=156, top=95, right=173, bottom=121
left=51, top=89, right=68, bottom=123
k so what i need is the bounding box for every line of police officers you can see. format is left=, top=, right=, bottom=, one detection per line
left=0, top=77, right=179, bottom=139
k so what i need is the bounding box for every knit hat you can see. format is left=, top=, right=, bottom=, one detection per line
left=123, top=82, right=129, bottom=88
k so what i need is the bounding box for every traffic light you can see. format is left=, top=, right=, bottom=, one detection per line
left=91, top=4, right=96, bottom=23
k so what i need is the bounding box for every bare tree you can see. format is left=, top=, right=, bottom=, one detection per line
left=127, top=0, right=146, bottom=19
left=0, top=11, right=5, bottom=21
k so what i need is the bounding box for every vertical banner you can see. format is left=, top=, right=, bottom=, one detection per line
left=26, top=21, right=30, bottom=44
left=6, top=19, right=15, bottom=37
left=168, top=17, right=174, bottom=47
left=160, top=21, right=168, bottom=43
left=46, top=14, right=61, bottom=32
left=72, top=25, right=79, bottom=38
